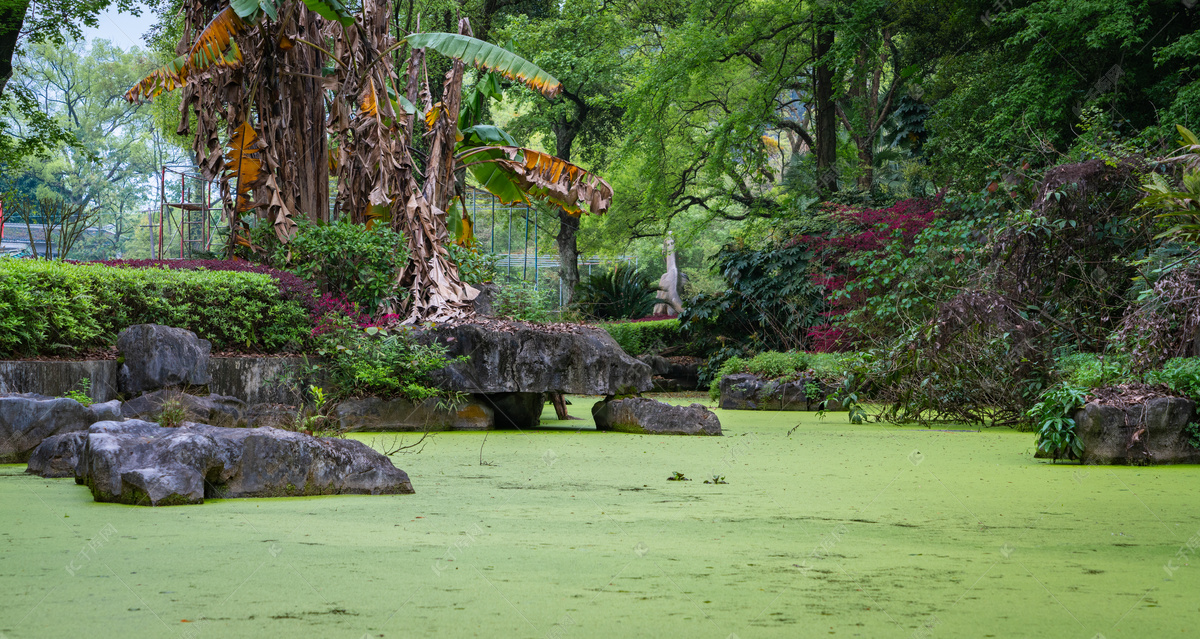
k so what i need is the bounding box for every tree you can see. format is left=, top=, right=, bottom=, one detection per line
left=495, top=0, right=630, bottom=303
left=131, top=0, right=611, bottom=321
left=2, top=38, right=184, bottom=258
left=915, top=0, right=1200, bottom=185
left=618, top=0, right=820, bottom=228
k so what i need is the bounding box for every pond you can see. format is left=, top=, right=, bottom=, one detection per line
left=2, top=397, right=1198, bottom=637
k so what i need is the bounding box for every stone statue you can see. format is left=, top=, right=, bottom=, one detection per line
left=654, top=231, right=684, bottom=316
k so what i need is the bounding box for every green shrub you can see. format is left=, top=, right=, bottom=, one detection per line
left=1055, top=352, right=1131, bottom=388
left=494, top=278, right=555, bottom=323
left=574, top=263, right=658, bottom=320
left=603, top=319, right=682, bottom=356
left=0, top=258, right=309, bottom=355
left=704, top=350, right=861, bottom=400
left=1146, top=358, right=1200, bottom=400
left=707, top=351, right=808, bottom=400
left=446, top=244, right=498, bottom=285
left=285, top=219, right=408, bottom=311
left=1028, top=383, right=1089, bottom=462
left=313, top=318, right=454, bottom=401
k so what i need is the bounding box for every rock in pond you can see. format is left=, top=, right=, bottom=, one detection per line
left=592, top=397, right=722, bottom=436
left=117, top=324, right=211, bottom=395
left=421, top=321, right=652, bottom=396
left=0, top=393, right=91, bottom=463
left=26, top=431, right=85, bottom=478
left=29, top=420, right=413, bottom=506
left=1051, top=397, right=1200, bottom=465
left=718, top=373, right=842, bottom=411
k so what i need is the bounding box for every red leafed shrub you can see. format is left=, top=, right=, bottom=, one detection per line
left=792, top=197, right=943, bottom=351
left=94, top=259, right=318, bottom=313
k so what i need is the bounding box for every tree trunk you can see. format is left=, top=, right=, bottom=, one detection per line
left=557, top=209, right=580, bottom=305
left=814, top=20, right=838, bottom=195
left=553, top=121, right=582, bottom=305
left=0, top=1, right=28, bottom=98
left=856, top=141, right=873, bottom=191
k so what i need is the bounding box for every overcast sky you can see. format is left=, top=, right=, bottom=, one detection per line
left=80, top=3, right=159, bottom=49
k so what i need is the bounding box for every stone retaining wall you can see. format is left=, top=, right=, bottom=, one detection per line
left=0, top=360, right=119, bottom=403
left=0, top=357, right=310, bottom=404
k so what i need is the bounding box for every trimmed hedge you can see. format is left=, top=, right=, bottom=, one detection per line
left=602, top=318, right=682, bottom=356
left=0, top=259, right=311, bottom=356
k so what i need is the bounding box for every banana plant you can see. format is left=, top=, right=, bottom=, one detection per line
left=124, top=0, right=604, bottom=322
left=1138, top=125, right=1200, bottom=243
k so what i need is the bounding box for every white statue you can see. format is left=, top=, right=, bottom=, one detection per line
left=654, top=231, right=684, bottom=316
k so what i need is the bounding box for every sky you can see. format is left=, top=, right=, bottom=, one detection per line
left=79, top=3, right=159, bottom=49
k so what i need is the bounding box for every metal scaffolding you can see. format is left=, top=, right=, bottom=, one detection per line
left=143, top=166, right=222, bottom=259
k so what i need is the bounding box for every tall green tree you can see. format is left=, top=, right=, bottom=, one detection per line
left=496, top=0, right=630, bottom=302
left=6, top=38, right=184, bottom=258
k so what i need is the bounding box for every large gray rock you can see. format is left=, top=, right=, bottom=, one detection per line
left=26, top=431, right=85, bottom=477
left=592, top=397, right=721, bottom=435
left=117, top=324, right=211, bottom=395
left=121, top=390, right=248, bottom=427
left=87, top=400, right=122, bottom=423
left=336, top=396, right=494, bottom=431
left=421, top=322, right=651, bottom=395
left=1059, top=397, right=1200, bottom=465
left=38, top=419, right=413, bottom=505
left=718, top=373, right=841, bottom=411
left=0, top=393, right=91, bottom=462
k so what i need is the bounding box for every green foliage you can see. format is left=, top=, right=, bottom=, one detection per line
left=1028, top=383, right=1089, bottom=462
left=821, top=373, right=868, bottom=425
left=602, top=319, right=681, bottom=357
left=1055, top=353, right=1131, bottom=389
left=6, top=39, right=184, bottom=260
left=1185, top=422, right=1200, bottom=450
left=1137, top=125, right=1200, bottom=243
left=156, top=397, right=187, bottom=429
left=313, top=319, right=453, bottom=402
left=1146, top=358, right=1200, bottom=401
left=63, top=377, right=92, bottom=407
left=574, top=263, right=657, bottom=320
left=923, top=1, right=1197, bottom=185
left=493, top=278, right=554, bottom=323
left=285, top=220, right=409, bottom=312
left=681, top=241, right=824, bottom=353
left=841, top=213, right=992, bottom=343
left=708, top=351, right=812, bottom=402
left=446, top=244, right=498, bottom=286
left=0, top=259, right=309, bottom=356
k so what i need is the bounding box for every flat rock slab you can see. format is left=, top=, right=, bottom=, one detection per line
left=29, top=420, right=413, bottom=506
left=1041, top=397, right=1200, bottom=465
left=117, top=324, right=211, bottom=395
left=0, top=393, right=91, bottom=463
left=421, top=321, right=651, bottom=395
left=592, top=398, right=722, bottom=435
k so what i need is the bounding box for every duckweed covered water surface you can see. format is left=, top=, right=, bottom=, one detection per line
left=3, top=398, right=1200, bottom=638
